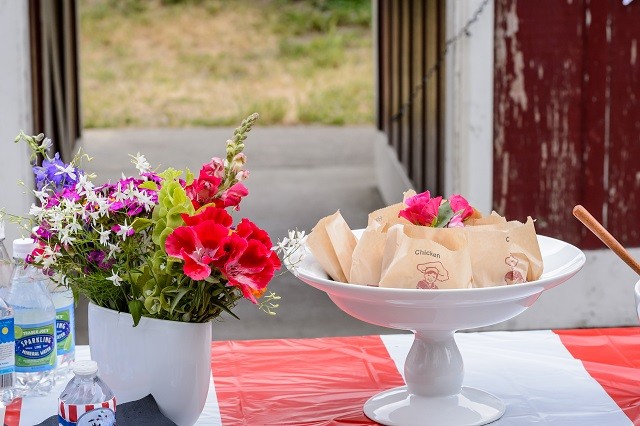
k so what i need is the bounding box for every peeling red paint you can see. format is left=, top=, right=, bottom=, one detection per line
left=494, top=0, right=640, bottom=248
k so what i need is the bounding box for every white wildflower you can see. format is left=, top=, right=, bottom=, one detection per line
left=274, top=229, right=307, bottom=273
left=33, top=189, right=48, bottom=203
left=54, top=163, right=77, bottom=181
left=29, top=204, right=45, bottom=219
left=41, top=247, right=58, bottom=269
left=39, top=137, right=53, bottom=151
left=75, top=173, right=94, bottom=194
left=59, top=230, right=75, bottom=246
left=106, top=271, right=123, bottom=286
left=98, top=226, right=111, bottom=246
left=107, top=243, right=121, bottom=259
left=134, top=190, right=155, bottom=211
left=65, top=219, right=83, bottom=235
left=131, top=153, right=151, bottom=174
left=115, top=221, right=133, bottom=240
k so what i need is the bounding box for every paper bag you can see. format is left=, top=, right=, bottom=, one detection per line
left=466, top=211, right=507, bottom=227
left=379, top=224, right=472, bottom=289
left=306, top=211, right=357, bottom=282
left=349, top=222, right=387, bottom=286
left=463, top=217, right=543, bottom=287
left=367, top=190, right=416, bottom=227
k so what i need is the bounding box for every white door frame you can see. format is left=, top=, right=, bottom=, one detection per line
left=0, top=1, right=34, bottom=244
left=443, top=0, right=494, bottom=215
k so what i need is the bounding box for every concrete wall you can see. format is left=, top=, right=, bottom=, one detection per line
left=0, top=1, right=34, bottom=246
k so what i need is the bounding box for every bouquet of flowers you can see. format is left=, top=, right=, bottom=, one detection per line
left=14, top=113, right=280, bottom=326
left=398, top=191, right=475, bottom=228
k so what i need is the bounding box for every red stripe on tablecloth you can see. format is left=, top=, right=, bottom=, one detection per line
left=5, top=398, right=21, bottom=426
left=554, top=327, right=640, bottom=425
left=211, top=335, right=405, bottom=426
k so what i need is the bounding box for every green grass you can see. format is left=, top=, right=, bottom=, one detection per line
left=79, top=0, right=374, bottom=128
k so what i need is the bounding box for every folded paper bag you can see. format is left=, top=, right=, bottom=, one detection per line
left=466, top=211, right=507, bottom=227
left=379, top=224, right=473, bottom=289
left=350, top=222, right=387, bottom=286
left=366, top=189, right=416, bottom=227
left=368, top=202, right=407, bottom=228
left=306, top=210, right=356, bottom=282
left=463, top=217, right=543, bottom=287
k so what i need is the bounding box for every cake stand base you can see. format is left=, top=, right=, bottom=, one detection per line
left=363, top=386, right=505, bottom=426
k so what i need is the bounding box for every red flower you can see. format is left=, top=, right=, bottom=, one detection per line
left=185, top=158, right=249, bottom=210
left=181, top=206, right=233, bottom=227
left=214, top=219, right=280, bottom=303
left=218, top=183, right=248, bottom=210
left=399, top=191, right=442, bottom=226
left=448, top=194, right=473, bottom=221
left=185, top=158, right=225, bottom=209
left=165, top=207, right=232, bottom=280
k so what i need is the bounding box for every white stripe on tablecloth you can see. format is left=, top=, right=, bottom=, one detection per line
left=194, top=370, right=222, bottom=425
left=381, top=331, right=632, bottom=425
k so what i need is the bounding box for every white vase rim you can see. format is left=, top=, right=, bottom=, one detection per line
left=88, top=301, right=212, bottom=329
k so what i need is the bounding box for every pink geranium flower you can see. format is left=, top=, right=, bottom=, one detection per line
left=165, top=206, right=233, bottom=280
left=217, top=182, right=248, bottom=210
left=165, top=222, right=229, bottom=280
left=399, top=191, right=442, bottom=226
left=449, top=194, right=473, bottom=221
left=215, top=230, right=281, bottom=304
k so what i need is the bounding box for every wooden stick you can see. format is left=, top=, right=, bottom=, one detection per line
left=573, top=205, right=640, bottom=276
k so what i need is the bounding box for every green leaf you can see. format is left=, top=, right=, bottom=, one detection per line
left=158, top=168, right=183, bottom=181
left=144, top=296, right=161, bottom=315
left=131, top=217, right=153, bottom=232
left=128, top=300, right=144, bottom=327
left=138, top=181, right=159, bottom=191
left=435, top=201, right=455, bottom=228
left=169, top=287, right=191, bottom=313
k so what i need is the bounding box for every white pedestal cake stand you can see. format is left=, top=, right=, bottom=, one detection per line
left=293, top=235, right=585, bottom=426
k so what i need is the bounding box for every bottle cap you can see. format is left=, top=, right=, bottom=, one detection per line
left=0, top=222, right=4, bottom=240
left=12, top=238, right=36, bottom=260
left=73, top=360, right=99, bottom=376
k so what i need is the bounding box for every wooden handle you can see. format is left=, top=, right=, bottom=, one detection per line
left=573, top=205, right=640, bottom=276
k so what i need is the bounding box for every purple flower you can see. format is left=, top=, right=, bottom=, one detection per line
left=33, top=223, right=53, bottom=239
left=87, top=250, right=114, bottom=270
left=141, top=172, right=162, bottom=185
left=33, top=153, right=83, bottom=192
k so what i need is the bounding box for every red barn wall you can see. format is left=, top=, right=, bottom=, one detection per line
left=494, top=0, right=640, bottom=249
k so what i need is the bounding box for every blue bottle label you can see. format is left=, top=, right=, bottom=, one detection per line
left=56, top=303, right=75, bottom=355
left=14, top=320, right=56, bottom=372
left=0, top=317, right=14, bottom=376
left=58, top=396, right=116, bottom=426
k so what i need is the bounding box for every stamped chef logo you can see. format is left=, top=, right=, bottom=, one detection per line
left=416, top=261, right=449, bottom=289
left=504, top=254, right=525, bottom=284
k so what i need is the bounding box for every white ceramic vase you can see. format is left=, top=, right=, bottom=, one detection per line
left=87, top=302, right=212, bottom=426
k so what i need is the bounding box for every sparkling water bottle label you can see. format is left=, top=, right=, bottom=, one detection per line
left=14, top=320, right=56, bottom=372
left=0, top=317, right=14, bottom=389
left=58, top=397, right=116, bottom=426
left=56, top=303, right=75, bottom=355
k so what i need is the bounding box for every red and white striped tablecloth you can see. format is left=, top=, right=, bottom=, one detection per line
left=9, top=328, right=640, bottom=425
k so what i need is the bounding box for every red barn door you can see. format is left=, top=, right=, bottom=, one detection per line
left=494, top=0, right=640, bottom=248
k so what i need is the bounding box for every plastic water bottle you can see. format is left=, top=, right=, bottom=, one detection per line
left=6, top=238, right=57, bottom=397
left=31, top=226, right=75, bottom=379
left=58, top=360, right=116, bottom=426
left=48, top=283, right=75, bottom=381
